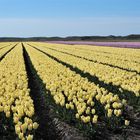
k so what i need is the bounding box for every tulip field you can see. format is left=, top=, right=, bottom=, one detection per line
left=0, top=42, right=140, bottom=140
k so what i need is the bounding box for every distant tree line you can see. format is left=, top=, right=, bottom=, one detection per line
left=0, top=34, right=140, bottom=42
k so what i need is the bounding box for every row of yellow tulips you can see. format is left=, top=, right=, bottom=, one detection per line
left=0, top=43, right=38, bottom=140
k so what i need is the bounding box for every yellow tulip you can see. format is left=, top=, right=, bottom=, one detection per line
left=125, top=120, right=130, bottom=126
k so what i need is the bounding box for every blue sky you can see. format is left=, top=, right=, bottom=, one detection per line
left=0, top=0, right=140, bottom=37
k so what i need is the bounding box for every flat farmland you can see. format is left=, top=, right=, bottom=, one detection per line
left=0, top=42, right=140, bottom=140
left=46, top=41, right=140, bottom=49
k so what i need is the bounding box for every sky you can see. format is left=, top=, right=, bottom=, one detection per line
left=0, top=0, right=140, bottom=37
